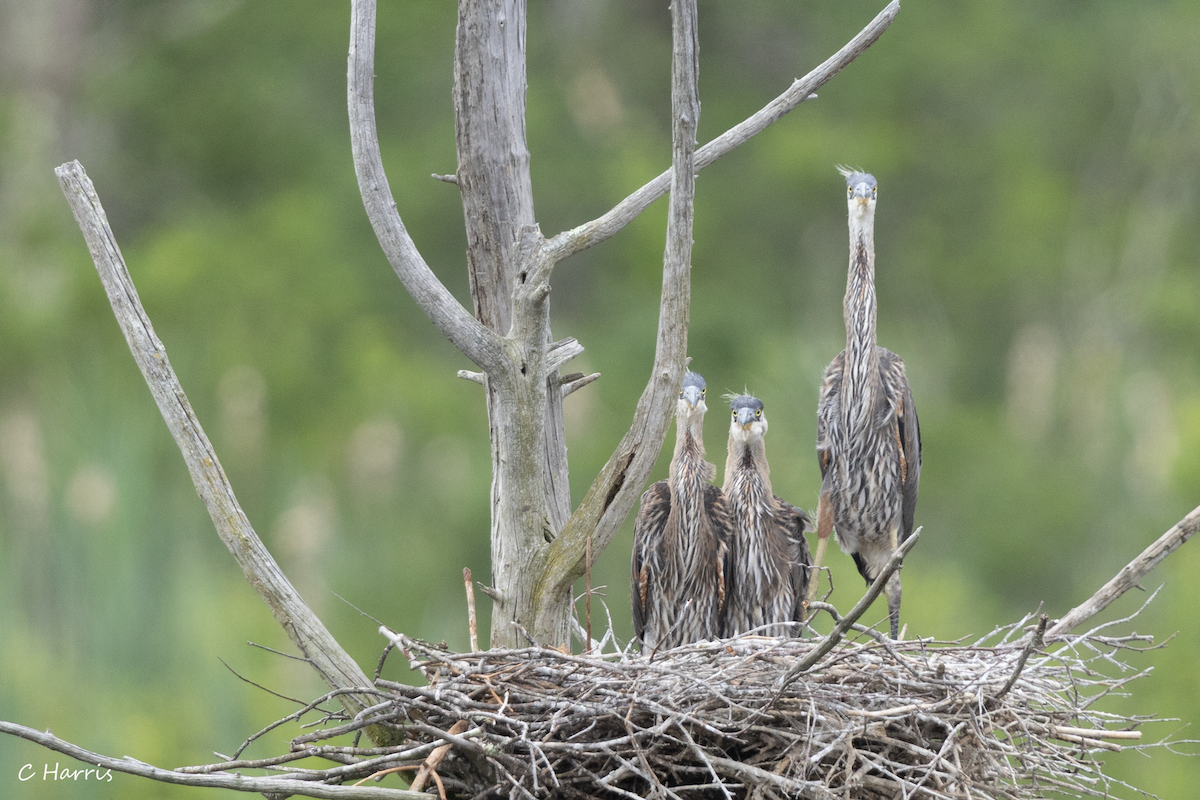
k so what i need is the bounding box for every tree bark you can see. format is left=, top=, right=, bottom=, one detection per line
left=451, top=0, right=572, bottom=647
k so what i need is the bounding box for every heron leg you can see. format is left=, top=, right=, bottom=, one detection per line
left=802, top=489, right=834, bottom=616
left=885, top=526, right=902, bottom=640
left=885, top=572, right=902, bottom=640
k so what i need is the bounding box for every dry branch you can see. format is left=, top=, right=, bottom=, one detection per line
left=53, top=160, right=385, bottom=734
left=0, top=721, right=424, bottom=799
left=545, top=0, right=902, bottom=262
left=1047, top=502, right=1200, bottom=638
left=464, top=568, right=480, bottom=653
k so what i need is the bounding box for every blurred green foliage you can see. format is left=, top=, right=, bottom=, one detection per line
left=1, top=0, right=1198, bottom=796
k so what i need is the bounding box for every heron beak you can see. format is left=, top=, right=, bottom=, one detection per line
left=735, top=407, right=758, bottom=428
left=681, top=385, right=704, bottom=408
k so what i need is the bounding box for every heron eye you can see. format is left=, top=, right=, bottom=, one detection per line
left=755, top=409, right=762, bottom=418
left=732, top=411, right=737, bottom=420
left=846, top=187, right=853, bottom=198
left=872, top=186, right=877, bottom=197
left=701, top=387, right=706, bottom=396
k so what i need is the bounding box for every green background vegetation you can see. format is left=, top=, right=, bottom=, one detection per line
left=2, top=0, right=1198, bottom=796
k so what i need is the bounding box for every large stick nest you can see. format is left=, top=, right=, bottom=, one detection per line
left=192, top=608, right=1178, bottom=800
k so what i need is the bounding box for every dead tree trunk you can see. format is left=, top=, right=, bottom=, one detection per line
left=451, top=0, right=572, bottom=647
left=349, top=0, right=902, bottom=649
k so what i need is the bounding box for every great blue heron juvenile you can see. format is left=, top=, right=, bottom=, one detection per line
left=807, top=168, right=922, bottom=640
left=722, top=394, right=813, bottom=637
left=631, top=370, right=733, bottom=651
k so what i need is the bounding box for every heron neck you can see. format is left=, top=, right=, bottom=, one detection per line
left=843, top=211, right=880, bottom=401
left=670, top=407, right=712, bottom=489
left=723, top=432, right=770, bottom=496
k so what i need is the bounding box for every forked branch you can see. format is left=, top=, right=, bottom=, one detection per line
left=54, top=161, right=384, bottom=734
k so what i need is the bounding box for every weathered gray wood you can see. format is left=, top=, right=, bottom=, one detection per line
left=1047, top=504, right=1200, bottom=638
left=54, top=160, right=388, bottom=738
left=451, top=0, right=567, bottom=647
left=451, top=0, right=571, bottom=560
left=546, top=0, right=902, bottom=263
left=453, top=0, right=535, bottom=337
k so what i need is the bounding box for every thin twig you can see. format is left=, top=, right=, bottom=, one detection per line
left=464, top=568, right=479, bottom=653
left=585, top=532, right=593, bottom=653
left=218, top=657, right=311, bottom=706
left=994, top=614, right=1047, bottom=701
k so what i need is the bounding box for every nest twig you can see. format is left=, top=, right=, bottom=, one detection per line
left=174, top=602, right=1183, bottom=800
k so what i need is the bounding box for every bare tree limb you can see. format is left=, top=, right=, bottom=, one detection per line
left=348, top=0, right=503, bottom=372
left=545, top=0, right=901, bottom=263
left=54, top=160, right=385, bottom=735
left=1046, top=504, right=1200, bottom=638
left=536, top=0, right=701, bottom=617
left=782, top=529, right=921, bottom=682
left=0, top=721, right=424, bottom=799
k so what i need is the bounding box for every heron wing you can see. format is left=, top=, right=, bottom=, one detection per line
left=816, top=350, right=846, bottom=480
left=775, top=498, right=814, bottom=621
left=631, top=480, right=671, bottom=645
left=880, top=348, right=922, bottom=542
left=702, top=485, right=736, bottom=634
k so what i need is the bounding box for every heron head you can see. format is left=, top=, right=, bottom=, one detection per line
left=728, top=394, right=767, bottom=439
left=837, top=165, right=877, bottom=216
left=679, top=370, right=708, bottom=414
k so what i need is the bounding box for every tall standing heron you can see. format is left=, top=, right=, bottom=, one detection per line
left=631, top=370, right=733, bottom=651
left=807, top=168, right=922, bottom=640
left=722, top=394, right=813, bottom=637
